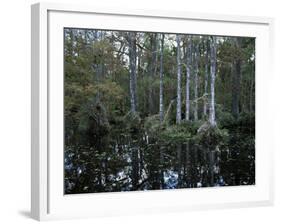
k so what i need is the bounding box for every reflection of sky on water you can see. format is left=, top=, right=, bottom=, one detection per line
left=164, top=170, right=178, bottom=189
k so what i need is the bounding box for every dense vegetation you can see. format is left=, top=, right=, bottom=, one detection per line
left=64, top=29, right=255, bottom=194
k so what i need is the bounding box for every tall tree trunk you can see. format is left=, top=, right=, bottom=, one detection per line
left=194, top=41, right=199, bottom=121
left=176, top=35, right=182, bottom=124
left=137, top=43, right=141, bottom=78
left=159, top=34, right=165, bottom=190
left=185, top=36, right=192, bottom=121
left=209, top=36, right=217, bottom=127
left=128, top=32, right=137, bottom=113
left=203, top=37, right=209, bottom=117
left=159, top=34, right=165, bottom=122
left=231, top=38, right=242, bottom=118
left=148, top=34, right=158, bottom=114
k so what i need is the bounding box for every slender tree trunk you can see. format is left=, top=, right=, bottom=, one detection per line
left=203, top=38, right=209, bottom=117
left=148, top=34, right=158, bottom=114
left=176, top=35, right=182, bottom=124
left=231, top=37, right=242, bottom=118
left=159, top=35, right=165, bottom=189
left=159, top=34, right=165, bottom=122
left=153, top=34, right=159, bottom=77
left=209, top=36, right=217, bottom=127
left=128, top=32, right=137, bottom=113
left=148, top=35, right=153, bottom=114
left=185, top=36, right=192, bottom=121
left=194, top=41, right=199, bottom=121
left=137, top=44, right=141, bottom=78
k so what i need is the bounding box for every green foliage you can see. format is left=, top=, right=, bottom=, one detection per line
left=77, top=99, right=110, bottom=135
left=159, top=123, right=192, bottom=144
left=123, top=111, right=142, bottom=134
left=143, top=118, right=200, bottom=145
left=195, top=122, right=229, bottom=150
left=144, top=114, right=162, bottom=136
left=216, top=104, right=236, bottom=128
left=88, top=81, right=126, bottom=116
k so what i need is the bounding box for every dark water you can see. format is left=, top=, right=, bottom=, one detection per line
left=64, top=128, right=255, bottom=194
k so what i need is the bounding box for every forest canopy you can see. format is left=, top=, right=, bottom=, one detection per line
left=64, top=28, right=255, bottom=194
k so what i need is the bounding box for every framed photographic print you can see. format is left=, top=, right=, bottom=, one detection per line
left=31, top=2, right=274, bottom=221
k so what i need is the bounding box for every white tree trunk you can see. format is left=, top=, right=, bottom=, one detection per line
left=185, top=36, right=192, bottom=121
left=209, top=36, right=217, bottom=126
left=203, top=37, right=209, bottom=117
left=159, top=34, right=165, bottom=122
left=176, top=35, right=182, bottom=124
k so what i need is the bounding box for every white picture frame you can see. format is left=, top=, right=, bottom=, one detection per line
left=31, top=2, right=274, bottom=221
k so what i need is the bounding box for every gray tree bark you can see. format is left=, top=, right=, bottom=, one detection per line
left=128, top=32, right=137, bottom=113
left=148, top=34, right=158, bottom=114
left=203, top=37, right=209, bottom=117
left=185, top=36, right=192, bottom=121
left=231, top=37, right=242, bottom=118
left=194, top=40, right=199, bottom=121
left=209, top=36, right=217, bottom=126
left=159, top=34, right=165, bottom=191
left=159, top=34, right=165, bottom=122
left=176, top=35, right=182, bottom=124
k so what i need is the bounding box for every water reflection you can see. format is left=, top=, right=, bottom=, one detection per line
left=65, top=132, right=255, bottom=194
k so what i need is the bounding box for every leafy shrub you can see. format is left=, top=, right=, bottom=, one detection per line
left=144, top=114, right=165, bottom=132
left=195, top=122, right=229, bottom=150
left=217, top=110, right=235, bottom=128
left=159, top=122, right=192, bottom=144
left=123, top=111, right=142, bottom=134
